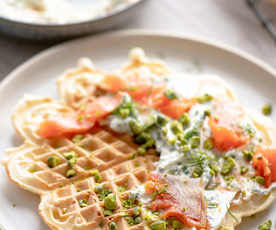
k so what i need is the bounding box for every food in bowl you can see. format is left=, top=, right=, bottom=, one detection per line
left=0, top=0, right=138, bottom=24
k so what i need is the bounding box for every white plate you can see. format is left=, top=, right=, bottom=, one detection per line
left=0, top=30, right=276, bottom=230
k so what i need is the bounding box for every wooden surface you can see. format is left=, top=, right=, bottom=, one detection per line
left=0, top=0, right=276, bottom=80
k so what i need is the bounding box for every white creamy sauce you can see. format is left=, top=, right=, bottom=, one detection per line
left=104, top=72, right=274, bottom=229
left=108, top=116, right=133, bottom=133
left=155, top=103, right=211, bottom=173
left=232, top=178, right=276, bottom=205
left=0, top=0, right=136, bottom=24
left=132, top=185, right=152, bottom=204
left=168, top=73, right=200, bottom=99
left=153, top=132, right=182, bottom=171
left=168, top=73, right=234, bottom=100
left=205, top=190, right=236, bottom=229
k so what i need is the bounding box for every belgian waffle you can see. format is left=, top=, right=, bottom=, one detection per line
left=57, top=48, right=171, bottom=110
left=5, top=94, right=157, bottom=230
left=57, top=58, right=105, bottom=110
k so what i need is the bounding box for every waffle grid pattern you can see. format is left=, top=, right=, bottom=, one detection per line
left=47, top=154, right=156, bottom=230
left=23, top=129, right=138, bottom=189
left=15, top=128, right=157, bottom=229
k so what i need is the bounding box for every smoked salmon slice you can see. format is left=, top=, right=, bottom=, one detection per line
left=209, top=118, right=248, bottom=152
left=81, top=94, right=123, bottom=121
left=158, top=98, right=197, bottom=119
left=209, top=100, right=248, bottom=152
left=38, top=72, right=198, bottom=139
left=252, top=146, right=276, bottom=187
left=101, top=73, right=153, bottom=101
left=38, top=94, right=122, bottom=138
left=146, top=173, right=207, bottom=229
left=37, top=114, right=94, bottom=139
left=101, top=74, right=196, bottom=119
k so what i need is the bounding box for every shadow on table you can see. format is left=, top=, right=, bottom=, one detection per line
left=0, top=34, right=51, bottom=80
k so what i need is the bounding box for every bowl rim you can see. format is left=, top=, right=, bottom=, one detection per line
left=0, top=0, right=145, bottom=28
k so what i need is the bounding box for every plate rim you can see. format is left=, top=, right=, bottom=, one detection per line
left=1, top=29, right=276, bottom=230
left=1, top=29, right=276, bottom=95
